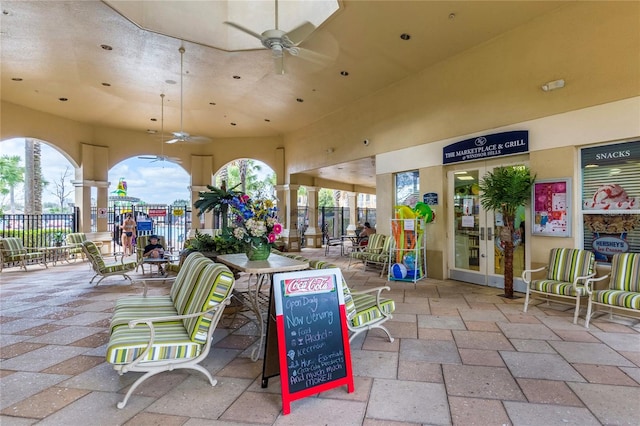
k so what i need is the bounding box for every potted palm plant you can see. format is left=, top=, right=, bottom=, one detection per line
left=194, top=181, right=242, bottom=229
left=479, top=166, right=535, bottom=298
left=52, top=231, right=66, bottom=247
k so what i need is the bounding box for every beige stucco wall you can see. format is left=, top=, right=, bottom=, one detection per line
left=283, top=2, right=639, bottom=176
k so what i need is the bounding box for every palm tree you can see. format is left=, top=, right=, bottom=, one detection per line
left=0, top=154, right=24, bottom=213
left=479, top=166, right=535, bottom=298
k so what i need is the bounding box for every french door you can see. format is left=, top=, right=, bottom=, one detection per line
left=448, top=162, right=528, bottom=292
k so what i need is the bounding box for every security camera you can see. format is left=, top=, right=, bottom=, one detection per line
left=363, top=139, right=370, bottom=146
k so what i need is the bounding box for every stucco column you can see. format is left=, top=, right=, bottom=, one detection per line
left=72, top=143, right=109, bottom=233
left=276, top=184, right=300, bottom=251
left=305, top=186, right=322, bottom=248
left=190, top=155, right=214, bottom=229
left=347, top=191, right=358, bottom=234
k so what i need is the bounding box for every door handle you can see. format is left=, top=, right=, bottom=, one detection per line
left=480, top=227, right=485, bottom=241
left=487, top=227, right=493, bottom=240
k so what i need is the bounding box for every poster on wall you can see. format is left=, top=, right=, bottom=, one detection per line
left=532, top=179, right=571, bottom=237
left=581, top=140, right=640, bottom=262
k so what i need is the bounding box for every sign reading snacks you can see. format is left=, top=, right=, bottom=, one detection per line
left=273, top=268, right=354, bottom=415
left=443, top=130, right=529, bottom=164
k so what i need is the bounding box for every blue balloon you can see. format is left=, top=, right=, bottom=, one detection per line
left=403, top=253, right=416, bottom=270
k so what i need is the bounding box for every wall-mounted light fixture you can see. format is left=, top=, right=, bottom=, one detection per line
left=541, top=79, right=565, bottom=92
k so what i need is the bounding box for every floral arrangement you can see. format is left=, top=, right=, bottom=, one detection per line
left=225, top=194, right=282, bottom=248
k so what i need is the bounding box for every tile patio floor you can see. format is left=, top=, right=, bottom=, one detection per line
left=1, top=248, right=639, bottom=425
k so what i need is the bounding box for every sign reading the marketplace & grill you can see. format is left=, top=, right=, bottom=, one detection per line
left=443, top=131, right=529, bottom=164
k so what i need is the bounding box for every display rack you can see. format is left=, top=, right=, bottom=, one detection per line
left=389, top=218, right=426, bottom=283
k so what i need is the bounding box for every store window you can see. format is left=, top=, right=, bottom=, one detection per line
left=395, top=170, right=419, bottom=207
left=581, top=140, right=640, bottom=263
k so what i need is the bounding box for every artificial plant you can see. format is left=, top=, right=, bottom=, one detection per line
left=479, top=166, right=535, bottom=298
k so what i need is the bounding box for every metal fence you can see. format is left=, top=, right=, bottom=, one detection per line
left=296, top=207, right=376, bottom=246
left=1, top=205, right=375, bottom=251
left=94, top=205, right=192, bottom=253
left=0, top=211, right=78, bottom=247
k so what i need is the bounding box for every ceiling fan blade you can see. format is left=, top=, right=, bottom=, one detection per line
left=224, top=21, right=264, bottom=41
left=284, top=21, right=315, bottom=45
left=138, top=156, right=158, bottom=160
left=293, top=46, right=334, bottom=66
left=165, top=137, right=180, bottom=144
left=188, top=135, right=213, bottom=144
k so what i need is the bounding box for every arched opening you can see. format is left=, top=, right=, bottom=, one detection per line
left=0, top=137, right=78, bottom=214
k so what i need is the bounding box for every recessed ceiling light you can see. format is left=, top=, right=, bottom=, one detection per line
left=449, top=13, right=456, bottom=20
left=2, top=10, right=9, bottom=15
left=230, top=122, right=237, bottom=126
left=101, top=82, right=111, bottom=87
left=400, top=33, right=411, bottom=41
left=232, top=75, right=241, bottom=79
left=58, top=97, right=68, bottom=102
left=150, top=118, right=157, bottom=122
left=296, top=98, right=304, bottom=103
left=100, top=44, right=112, bottom=51
left=340, top=71, right=349, bottom=76
left=209, top=102, right=216, bottom=105
left=11, top=77, right=22, bottom=81
left=165, top=79, right=176, bottom=85
left=264, top=119, right=271, bottom=122
left=146, top=129, right=157, bottom=134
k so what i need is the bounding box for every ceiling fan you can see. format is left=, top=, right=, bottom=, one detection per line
left=139, top=94, right=182, bottom=164
left=166, top=47, right=212, bottom=144
left=224, top=0, right=331, bottom=74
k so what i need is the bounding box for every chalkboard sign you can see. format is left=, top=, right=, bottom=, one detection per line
left=273, top=268, right=354, bottom=414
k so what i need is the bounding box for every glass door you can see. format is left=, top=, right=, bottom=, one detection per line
left=448, top=164, right=528, bottom=291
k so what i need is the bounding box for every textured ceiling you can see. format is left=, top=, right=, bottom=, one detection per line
left=0, top=1, right=565, bottom=187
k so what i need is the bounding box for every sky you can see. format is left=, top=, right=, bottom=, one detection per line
left=1, top=138, right=191, bottom=206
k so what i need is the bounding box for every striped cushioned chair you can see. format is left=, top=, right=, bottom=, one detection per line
left=106, top=258, right=235, bottom=409
left=585, top=253, right=640, bottom=328
left=522, top=248, right=596, bottom=324
left=82, top=240, right=138, bottom=286
left=66, top=232, right=104, bottom=262
left=363, top=236, right=394, bottom=277
left=0, top=237, right=47, bottom=271
left=311, top=259, right=395, bottom=343
left=348, top=233, right=387, bottom=268
left=110, top=253, right=209, bottom=330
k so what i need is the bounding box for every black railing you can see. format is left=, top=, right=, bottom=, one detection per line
left=1, top=205, right=375, bottom=250
left=0, top=211, right=78, bottom=247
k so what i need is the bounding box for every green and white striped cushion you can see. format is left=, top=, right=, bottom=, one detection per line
left=608, top=253, right=640, bottom=292
left=169, top=253, right=208, bottom=301
left=365, top=234, right=386, bottom=254
left=547, top=248, right=595, bottom=282
left=83, top=241, right=106, bottom=269
left=350, top=293, right=395, bottom=327
left=591, top=290, right=640, bottom=310
left=111, top=295, right=180, bottom=331
left=106, top=322, right=202, bottom=365
left=529, top=280, right=587, bottom=296
left=66, top=233, right=87, bottom=245
left=182, top=263, right=235, bottom=343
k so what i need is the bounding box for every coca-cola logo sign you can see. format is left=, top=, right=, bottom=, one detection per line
left=284, top=276, right=334, bottom=296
